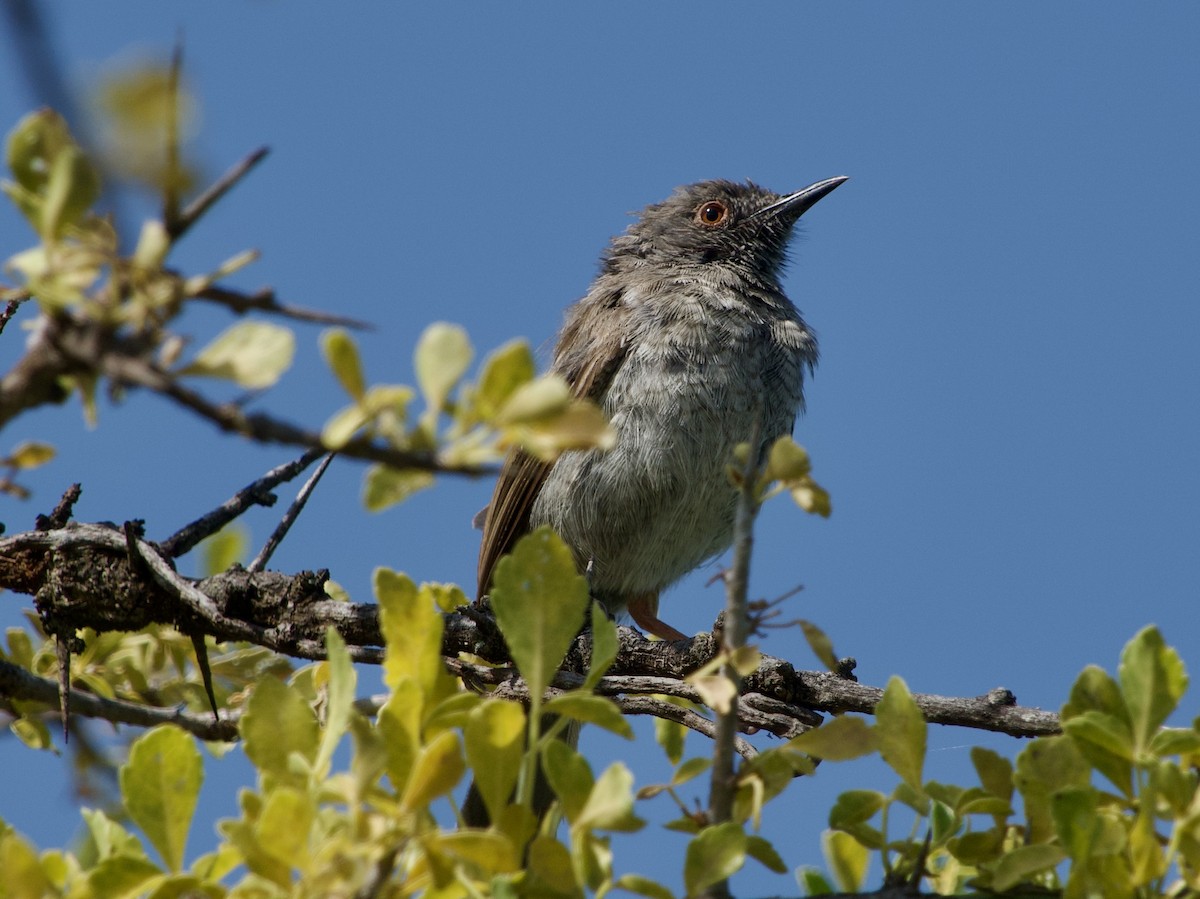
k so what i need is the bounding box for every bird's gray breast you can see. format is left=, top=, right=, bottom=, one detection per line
left=530, top=279, right=813, bottom=606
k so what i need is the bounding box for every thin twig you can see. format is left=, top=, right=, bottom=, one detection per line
left=35, top=483, right=82, bottom=531
left=709, top=418, right=763, bottom=828
left=0, top=658, right=238, bottom=741
left=0, top=297, right=26, bottom=337
left=161, top=448, right=325, bottom=557
left=193, top=285, right=373, bottom=330
left=250, top=452, right=334, bottom=572
left=167, top=146, right=269, bottom=241
left=161, top=38, right=184, bottom=230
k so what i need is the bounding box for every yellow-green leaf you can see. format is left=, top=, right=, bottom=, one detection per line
left=464, top=699, right=525, bottom=825
left=5, top=441, right=55, bottom=470
left=612, top=873, right=674, bottom=899
left=490, top=528, right=589, bottom=709
left=363, top=465, right=434, bottom=512
left=253, top=786, right=313, bottom=869
left=764, top=435, right=811, bottom=482
left=875, top=676, right=926, bottom=792
left=822, top=829, right=869, bottom=892
left=241, top=676, right=319, bottom=786
left=991, top=843, right=1068, bottom=892
left=799, top=620, right=838, bottom=671
left=495, top=375, right=570, bottom=425
left=970, top=746, right=1014, bottom=803
left=180, top=321, right=295, bottom=389
left=1061, top=710, right=1134, bottom=797
left=684, top=822, right=746, bottom=896
left=475, top=339, right=536, bottom=420
left=400, top=730, right=465, bottom=811
left=543, top=694, right=633, bottom=739
left=0, top=831, right=52, bottom=897
left=198, top=524, right=247, bottom=577
left=415, top=322, right=472, bottom=413
left=1014, top=735, right=1091, bottom=845
left=828, top=790, right=886, bottom=829
left=321, top=328, right=365, bottom=400
left=377, top=679, right=421, bottom=794
left=582, top=601, right=618, bottom=691
left=120, top=725, right=202, bottom=872
left=376, top=568, right=447, bottom=697
left=788, top=715, right=878, bottom=761
left=1119, top=625, right=1187, bottom=752
left=314, top=628, right=355, bottom=777
left=746, top=834, right=787, bottom=873
left=321, top=404, right=366, bottom=449
left=544, top=735, right=595, bottom=823
left=574, top=762, right=642, bottom=833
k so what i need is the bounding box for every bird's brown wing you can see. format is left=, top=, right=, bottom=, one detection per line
left=476, top=287, right=631, bottom=597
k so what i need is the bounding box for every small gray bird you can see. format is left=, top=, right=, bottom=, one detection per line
left=477, top=176, right=846, bottom=640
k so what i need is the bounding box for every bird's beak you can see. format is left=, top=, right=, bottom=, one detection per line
left=756, top=175, right=849, bottom=223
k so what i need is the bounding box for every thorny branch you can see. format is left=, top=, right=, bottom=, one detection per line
left=0, top=518, right=1062, bottom=745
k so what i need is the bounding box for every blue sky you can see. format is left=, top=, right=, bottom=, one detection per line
left=2, top=4, right=1198, bottom=893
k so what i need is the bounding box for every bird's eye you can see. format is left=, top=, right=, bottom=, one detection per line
left=695, top=200, right=729, bottom=227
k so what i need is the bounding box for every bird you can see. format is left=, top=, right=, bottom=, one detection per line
left=477, top=176, right=847, bottom=641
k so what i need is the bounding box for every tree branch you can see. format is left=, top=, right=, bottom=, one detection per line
left=0, top=521, right=1063, bottom=743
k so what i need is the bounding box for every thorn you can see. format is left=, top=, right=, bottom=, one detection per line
left=56, top=636, right=71, bottom=744
left=191, top=632, right=220, bottom=721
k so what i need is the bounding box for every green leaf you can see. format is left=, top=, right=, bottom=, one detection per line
left=86, top=856, right=165, bottom=897
left=253, top=786, right=313, bottom=870
left=796, top=867, right=835, bottom=896
left=0, top=830, right=52, bottom=896
left=1119, top=625, right=1187, bottom=752
left=828, top=790, right=886, bottom=829
left=684, top=822, right=746, bottom=896
left=198, top=524, right=247, bottom=577
left=788, top=715, right=877, bottom=761
left=314, top=628, right=355, bottom=777
left=4, top=441, right=55, bottom=469
left=475, top=339, right=535, bottom=419
left=464, top=699, right=525, bottom=825
left=582, top=601, right=618, bottom=691
left=746, top=834, right=788, bottom=873
left=1014, top=735, right=1091, bottom=845
left=120, top=725, right=202, bottom=872
left=180, top=321, right=295, bottom=389
left=798, top=619, right=838, bottom=672
left=377, top=679, right=421, bottom=793
left=415, top=322, right=472, bottom=414
left=240, top=676, right=319, bottom=787
left=573, top=762, right=642, bottom=833
left=875, top=676, right=926, bottom=792
left=822, top=829, right=868, bottom=892
left=363, top=465, right=434, bottom=511
left=1150, top=726, right=1200, bottom=757
left=970, top=746, right=1014, bottom=803
left=1061, top=710, right=1134, bottom=797
left=1062, top=663, right=1129, bottom=723
left=544, top=735, right=594, bottom=823
left=543, top=694, right=633, bottom=739
left=673, top=757, right=712, bottom=786
left=612, top=873, right=674, bottom=899
left=321, top=404, right=366, bottom=449
left=376, top=568, right=447, bottom=698
left=1051, top=785, right=1102, bottom=862
left=321, top=328, right=365, bottom=400
left=490, top=527, right=589, bottom=709
left=40, top=144, right=100, bottom=237
left=400, top=729, right=465, bottom=811
left=990, top=842, right=1066, bottom=891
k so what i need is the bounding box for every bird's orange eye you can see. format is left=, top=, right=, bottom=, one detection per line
left=696, top=200, right=729, bottom=227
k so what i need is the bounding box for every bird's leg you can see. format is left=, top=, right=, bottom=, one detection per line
left=626, top=592, right=688, bottom=642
